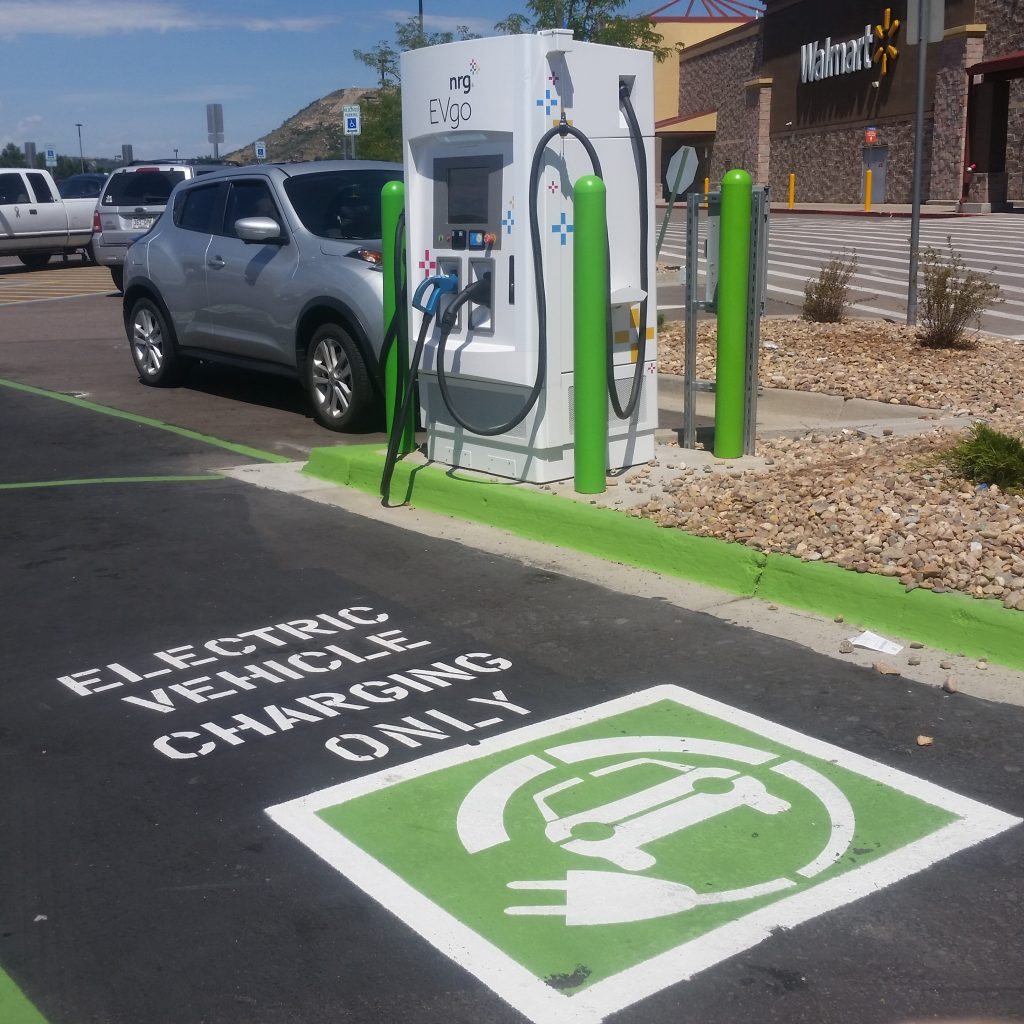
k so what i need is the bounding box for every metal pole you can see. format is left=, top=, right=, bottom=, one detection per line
left=788, top=172, right=795, bottom=209
left=418, top=0, right=424, bottom=36
left=573, top=175, right=608, bottom=494
left=865, top=168, right=873, bottom=212
left=382, top=181, right=415, bottom=454
left=907, top=0, right=929, bottom=325
left=714, top=169, right=752, bottom=460
left=75, top=123, right=84, bottom=172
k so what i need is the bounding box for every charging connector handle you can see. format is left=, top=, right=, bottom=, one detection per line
left=412, top=273, right=459, bottom=316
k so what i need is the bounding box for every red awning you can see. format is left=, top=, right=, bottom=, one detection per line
left=967, top=50, right=1024, bottom=78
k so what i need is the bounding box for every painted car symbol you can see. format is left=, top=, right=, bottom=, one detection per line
left=531, top=757, right=791, bottom=871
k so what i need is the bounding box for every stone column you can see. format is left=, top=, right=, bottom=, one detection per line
left=744, top=77, right=773, bottom=186
left=931, top=23, right=987, bottom=202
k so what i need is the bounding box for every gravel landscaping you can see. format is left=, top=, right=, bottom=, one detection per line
left=635, top=318, right=1024, bottom=609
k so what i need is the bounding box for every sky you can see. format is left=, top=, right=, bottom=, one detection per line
left=0, top=0, right=668, bottom=163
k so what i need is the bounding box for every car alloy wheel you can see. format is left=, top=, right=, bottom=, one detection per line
left=306, top=323, right=370, bottom=431
left=128, top=298, right=180, bottom=387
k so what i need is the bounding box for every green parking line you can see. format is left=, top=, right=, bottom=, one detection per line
left=0, top=967, right=47, bottom=1024
left=0, top=475, right=223, bottom=491
left=0, top=378, right=291, bottom=464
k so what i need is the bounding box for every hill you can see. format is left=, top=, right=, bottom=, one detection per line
left=225, top=86, right=378, bottom=164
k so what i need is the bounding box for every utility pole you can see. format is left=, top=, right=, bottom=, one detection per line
left=75, top=123, right=84, bottom=172
left=418, top=0, right=424, bottom=36
left=907, top=0, right=930, bottom=325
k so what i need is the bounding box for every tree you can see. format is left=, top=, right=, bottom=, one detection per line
left=496, top=0, right=673, bottom=61
left=355, top=89, right=403, bottom=163
left=0, top=142, right=27, bottom=167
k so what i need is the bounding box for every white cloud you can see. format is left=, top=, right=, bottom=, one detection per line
left=0, top=1, right=339, bottom=38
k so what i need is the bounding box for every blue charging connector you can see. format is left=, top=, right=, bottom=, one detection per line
left=412, top=273, right=459, bottom=316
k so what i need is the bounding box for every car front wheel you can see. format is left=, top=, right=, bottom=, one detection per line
left=129, top=297, right=181, bottom=387
left=304, top=323, right=371, bottom=431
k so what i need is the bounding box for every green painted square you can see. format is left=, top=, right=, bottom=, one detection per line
left=315, top=695, right=957, bottom=994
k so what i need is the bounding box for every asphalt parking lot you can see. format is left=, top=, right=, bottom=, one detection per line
left=2, top=274, right=1024, bottom=1024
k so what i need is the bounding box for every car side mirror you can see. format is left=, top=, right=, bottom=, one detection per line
left=235, top=216, right=286, bottom=245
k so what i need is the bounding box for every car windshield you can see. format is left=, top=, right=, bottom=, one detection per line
left=284, top=169, right=401, bottom=241
left=59, top=175, right=105, bottom=199
left=103, top=170, right=186, bottom=207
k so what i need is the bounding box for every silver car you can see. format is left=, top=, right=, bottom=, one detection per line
left=121, top=160, right=402, bottom=431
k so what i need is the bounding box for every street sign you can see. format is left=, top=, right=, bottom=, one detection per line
left=44, top=145, right=57, bottom=169
left=255, top=140, right=267, bottom=162
left=343, top=104, right=362, bottom=137
left=865, top=126, right=878, bottom=145
left=206, top=103, right=225, bottom=144
left=268, top=685, right=1019, bottom=1024
left=665, top=146, right=698, bottom=198
left=906, top=0, right=944, bottom=44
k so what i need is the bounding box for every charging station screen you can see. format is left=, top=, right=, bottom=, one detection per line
left=446, top=166, right=489, bottom=224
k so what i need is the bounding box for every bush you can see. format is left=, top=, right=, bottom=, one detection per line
left=802, top=254, right=857, bottom=323
left=939, top=423, right=1024, bottom=491
left=918, top=240, right=1001, bottom=349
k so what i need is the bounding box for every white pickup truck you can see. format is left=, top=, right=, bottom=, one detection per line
left=0, top=168, right=98, bottom=268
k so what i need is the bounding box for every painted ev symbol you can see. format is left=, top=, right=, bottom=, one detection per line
left=456, top=736, right=856, bottom=926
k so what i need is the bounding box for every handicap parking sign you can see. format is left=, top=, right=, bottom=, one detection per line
left=268, top=685, right=1019, bottom=1024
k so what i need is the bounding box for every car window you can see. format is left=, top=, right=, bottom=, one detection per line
left=176, top=183, right=222, bottom=233
left=283, top=169, right=401, bottom=240
left=0, top=172, right=30, bottom=205
left=26, top=173, right=57, bottom=203
left=222, top=180, right=281, bottom=237
left=103, top=169, right=186, bottom=206
left=58, top=175, right=105, bottom=199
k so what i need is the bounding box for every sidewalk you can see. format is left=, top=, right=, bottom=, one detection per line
left=237, top=377, right=1024, bottom=698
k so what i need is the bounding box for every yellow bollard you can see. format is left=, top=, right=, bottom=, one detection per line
left=865, top=168, right=872, bottom=212
left=703, top=176, right=709, bottom=199
left=788, top=172, right=795, bottom=209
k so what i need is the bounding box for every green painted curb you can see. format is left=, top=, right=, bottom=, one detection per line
left=303, top=444, right=1024, bottom=673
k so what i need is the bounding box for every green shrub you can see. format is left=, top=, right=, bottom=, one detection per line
left=918, top=240, right=1001, bottom=349
left=802, top=254, right=857, bottom=323
left=938, top=423, right=1024, bottom=491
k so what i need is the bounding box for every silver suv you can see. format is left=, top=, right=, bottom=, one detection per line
left=93, top=160, right=234, bottom=290
left=121, top=160, right=402, bottom=432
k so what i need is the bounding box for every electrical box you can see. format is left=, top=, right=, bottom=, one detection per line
left=401, top=31, right=658, bottom=483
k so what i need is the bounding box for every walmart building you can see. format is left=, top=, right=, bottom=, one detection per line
left=668, top=0, right=1024, bottom=209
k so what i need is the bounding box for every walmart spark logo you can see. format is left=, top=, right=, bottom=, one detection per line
left=872, top=7, right=900, bottom=76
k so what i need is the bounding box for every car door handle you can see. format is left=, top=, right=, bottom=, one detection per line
left=207, top=257, right=226, bottom=269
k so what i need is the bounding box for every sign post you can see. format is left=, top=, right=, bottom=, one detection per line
left=655, top=146, right=698, bottom=257
left=206, top=103, right=225, bottom=160
left=343, top=104, right=361, bottom=160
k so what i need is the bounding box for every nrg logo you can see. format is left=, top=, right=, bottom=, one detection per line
left=429, top=67, right=476, bottom=129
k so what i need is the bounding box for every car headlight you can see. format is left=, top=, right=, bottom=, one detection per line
left=345, top=248, right=384, bottom=270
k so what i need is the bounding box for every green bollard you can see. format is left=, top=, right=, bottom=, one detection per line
left=714, top=168, right=753, bottom=459
left=381, top=180, right=414, bottom=455
left=573, top=175, right=608, bottom=495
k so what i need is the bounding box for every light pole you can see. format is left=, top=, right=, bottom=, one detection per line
left=174, top=148, right=179, bottom=160
left=75, top=122, right=84, bottom=172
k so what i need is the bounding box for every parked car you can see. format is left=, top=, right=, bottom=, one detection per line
left=93, top=160, right=236, bottom=290
left=0, top=168, right=99, bottom=267
left=57, top=173, right=108, bottom=200
left=121, top=160, right=403, bottom=431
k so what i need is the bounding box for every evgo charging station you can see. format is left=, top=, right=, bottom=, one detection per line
left=390, top=30, right=659, bottom=486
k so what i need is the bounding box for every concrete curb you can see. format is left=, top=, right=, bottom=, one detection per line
left=303, top=444, right=1024, bottom=673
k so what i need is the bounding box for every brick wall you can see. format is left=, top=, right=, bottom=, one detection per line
left=931, top=34, right=984, bottom=200
left=770, top=120, right=931, bottom=203
left=977, top=0, right=1024, bottom=199
left=678, top=30, right=763, bottom=183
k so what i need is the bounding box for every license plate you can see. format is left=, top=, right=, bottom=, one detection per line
left=131, top=217, right=154, bottom=230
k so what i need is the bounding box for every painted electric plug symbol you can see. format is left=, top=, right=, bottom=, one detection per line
left=533, top=758, right=791, bottom=872
left=505, top=871, right=794, bottom=926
